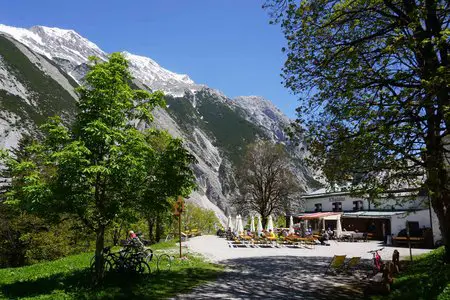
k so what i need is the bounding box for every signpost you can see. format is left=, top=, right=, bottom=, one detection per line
left=406, top=221, right=413, bottom=261
left=173, top=196, right=184, bottom=258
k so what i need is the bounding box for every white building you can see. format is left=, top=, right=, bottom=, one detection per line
left=298, top=188, right=441, bottom=247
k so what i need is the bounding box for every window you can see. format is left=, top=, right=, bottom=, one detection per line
left=332, top=202, right=342, bottom=212
left=353, top=201, right=363, bottom=211
left=314, top=203, right=322, bottom=212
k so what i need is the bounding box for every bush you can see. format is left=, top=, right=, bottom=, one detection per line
left=176, top=203, right=221, bottom=235
left=0, top=203, right=92, bottom=267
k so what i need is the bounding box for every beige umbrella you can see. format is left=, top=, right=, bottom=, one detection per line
left=235, top=215, right=239, bottom=234
left=289, top=216, right=294, bottom=234
left=266, top=215, right=274, bottom=231
left=238, top=215, right=244, bottom=234
left=227, top=215, right=234, bottom=231
left=257, top=215, right=263, bottom=235
left=250, top=215, right=255, bottom=233
left=336, top=215, right=342, bottom=238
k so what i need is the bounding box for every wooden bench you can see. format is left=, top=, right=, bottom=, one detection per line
left=392, top=236, right=424, bottom=247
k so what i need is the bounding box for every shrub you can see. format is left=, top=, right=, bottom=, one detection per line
left=176, top=203, right=221, bottom=234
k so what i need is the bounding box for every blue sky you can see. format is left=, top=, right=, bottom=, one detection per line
left=0, top=0, right=299, bottom=117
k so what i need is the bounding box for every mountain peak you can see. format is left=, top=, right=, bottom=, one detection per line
left=0, top=24, right=105, bottom=65
left=122, top=51, right=194, bottom=85
left=30, top=26, right=77, bottom=37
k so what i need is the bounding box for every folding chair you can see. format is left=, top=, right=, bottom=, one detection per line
left=343, top=257, right=361, bottom=273
left=324, top=255, right=347, bottom=275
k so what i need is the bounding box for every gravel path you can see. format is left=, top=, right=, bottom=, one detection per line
left=174, top=235, right=432, bottom=299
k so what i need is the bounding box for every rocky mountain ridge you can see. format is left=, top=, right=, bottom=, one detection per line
left=0, top=24, right=317, bottom=223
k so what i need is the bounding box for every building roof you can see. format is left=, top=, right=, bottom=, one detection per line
left=302, top=187, right=422, bottom=199
left=342, top=211, right=406, bottom=218
left=297, top=212, right=342, bottom=220
left=302, top=188, right=349, bottom=199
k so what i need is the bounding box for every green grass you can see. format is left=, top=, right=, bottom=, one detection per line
left=0, top=241, right=224, bottom=299
left=372, top=247, right=450, bottom=300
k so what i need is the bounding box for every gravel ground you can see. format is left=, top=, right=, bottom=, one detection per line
left=173, top=235, right=432, bottom=299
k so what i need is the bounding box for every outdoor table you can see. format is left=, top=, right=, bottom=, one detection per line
left=351, top=232, right=365, bottom=240
left=341, top=231, right=364, bottom=241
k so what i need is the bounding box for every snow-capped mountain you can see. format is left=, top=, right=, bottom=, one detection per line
left=0, top=24, right=318, bottom=223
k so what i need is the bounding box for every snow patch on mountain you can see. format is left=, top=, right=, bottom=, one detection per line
left=123, top=51, right=202, bottom=97
left=124, top=52, right=193, bottom=84
left=0, top=24, right=106, bottom=66
left=0, top=24, right=205, bottom=97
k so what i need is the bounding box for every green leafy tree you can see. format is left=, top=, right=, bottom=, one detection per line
left=178, top=203, right=220, bottom=234
left=138, top=130, right=197, bottom=243
left=232, top=141, right=300, bottom=228
left=265, top=0, right=450, bottom=259
left=1, top=53, right=164, bottom=279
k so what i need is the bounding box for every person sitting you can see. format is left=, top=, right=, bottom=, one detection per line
left=128, top=230, right=137, bottom=239
left=327, top=227, right=334, bottom=239
left=127, top=230, right=145, bottom=251
left=136, top=231, right=150, bottom=245
left=305, top=227, right=312, bottom=236
left=318, top=230, right=330, bottom=246
left=267, top=229, right=276, bottom=238
left=392, top=249, right=400, bottom=273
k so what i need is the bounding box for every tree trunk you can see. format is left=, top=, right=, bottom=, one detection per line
left=155, top=214, right=163, bottom=243
left=147, top=217, right=155, bottom=244
left=261, top=216, right=267, bottom=230
left=94, top=225, right=105, bottom=283
left=426, top=138, right=450, bottom=262
left=430, top=190, right=450, bottom=262
left=112, top=224, right=122, bottom=246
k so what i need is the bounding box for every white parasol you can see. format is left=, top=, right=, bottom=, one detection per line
left=240, top=215, right=245, bottom=234
left=289, top=215, right=294, bottom=234
left=257, top=215, right=263, bottom=235
left=336, top=214, right=342, bottom=238
left=266, top=215, right=274, bottom=232
left=250, top=215, right=255, bottom=233
left=227, top=215, right=234, bottom=231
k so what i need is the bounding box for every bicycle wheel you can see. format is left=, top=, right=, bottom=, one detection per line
left=143, top=248, right=153, bottom=263
left=134, top=259, right=151, bottom=274
left=90, top=259, right=113, bottom=277
left=157, top=254, right=172, bottom=272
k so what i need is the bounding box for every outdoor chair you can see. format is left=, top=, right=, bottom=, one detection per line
left=324, top=255, right=347, bottom=275
left=343, top=256, right=361, bottom=273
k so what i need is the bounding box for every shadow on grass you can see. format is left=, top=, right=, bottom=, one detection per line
left=1, top=267, right=223, bottom=299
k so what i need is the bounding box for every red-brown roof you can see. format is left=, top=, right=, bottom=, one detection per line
left=297, top=212, right=341, bottom=220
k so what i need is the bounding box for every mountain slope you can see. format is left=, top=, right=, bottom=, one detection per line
left=0, top=33, right=77, bottom=148
left=0, top=24, right=318, bottom=222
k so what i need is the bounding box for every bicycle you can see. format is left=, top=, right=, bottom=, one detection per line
left=90, top=245, right=151, bottom=275
left=115, top=250, right=151, bottom=274
left=367, top=247, right=384, bottom=276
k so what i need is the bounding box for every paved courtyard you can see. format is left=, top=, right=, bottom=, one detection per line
left=174, top=235, right=432, bottom=299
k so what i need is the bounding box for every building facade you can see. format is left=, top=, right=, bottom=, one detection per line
left=298, top=188, right=442, bottom=246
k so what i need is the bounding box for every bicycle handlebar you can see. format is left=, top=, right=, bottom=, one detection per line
left=367, top=247, right=384, bottom=253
